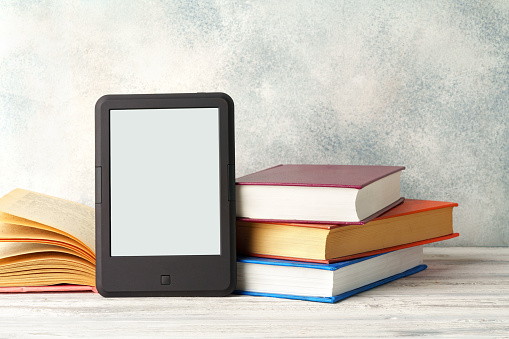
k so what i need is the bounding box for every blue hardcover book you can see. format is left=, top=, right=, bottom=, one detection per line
left=235, top=246, right=426, bottom=303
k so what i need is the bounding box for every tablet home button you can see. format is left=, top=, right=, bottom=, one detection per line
left=161, top=275, right=171, bottom=285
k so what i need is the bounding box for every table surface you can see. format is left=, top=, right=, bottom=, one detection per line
left=0, top=247, right=508, bottom=338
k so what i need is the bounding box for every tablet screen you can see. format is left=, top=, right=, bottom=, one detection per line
left=109, top=108, right=221, bottom=256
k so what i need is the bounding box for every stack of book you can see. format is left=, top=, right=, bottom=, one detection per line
left=234, top=164, right=458, bottom=303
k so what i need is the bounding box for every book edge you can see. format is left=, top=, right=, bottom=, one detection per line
left=0, top=285, right=97, bottom=293
left=241, top=233, right=460, bottom=264
left=236, top=197, right=405, bottom=226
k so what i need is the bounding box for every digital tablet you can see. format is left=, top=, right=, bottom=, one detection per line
left=95, top=93, right=236, bottom=297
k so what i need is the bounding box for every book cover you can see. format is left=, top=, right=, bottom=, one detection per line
left=236, top=164, right=405, bottom=188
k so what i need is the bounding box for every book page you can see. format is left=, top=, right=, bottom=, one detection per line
left=0, top=285, right=96, bottom=293
left=0, top=275, right=94, bottom=287
left=0, top=222, right=94, bottom=261
left=0, top=242, right=84, bottom=261
left=0, top=264, right=94, bottom=277
left=0, top=252, right=94, bottom=271
left=0, top=252, right=95, bottom=286
left=0, top=189, right=94, bottom=253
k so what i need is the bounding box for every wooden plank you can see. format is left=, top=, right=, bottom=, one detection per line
left=0, top=247, right=507, bottom=337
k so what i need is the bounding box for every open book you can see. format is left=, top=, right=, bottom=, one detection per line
left=0, top=189, right=95, bottom=291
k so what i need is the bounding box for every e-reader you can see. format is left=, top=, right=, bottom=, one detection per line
left=95, top=93, right=236, bottom=297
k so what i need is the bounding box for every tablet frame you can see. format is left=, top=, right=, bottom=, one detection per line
left=95, top=93, right=236, bottom=297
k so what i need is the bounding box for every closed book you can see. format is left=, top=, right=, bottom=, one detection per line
left=236, top=164, right=405, bottom=224
left=235, top=246, right=427, bottom=303
left=237, top=199, right=459, bottom=263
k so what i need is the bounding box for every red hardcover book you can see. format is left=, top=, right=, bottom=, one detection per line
left=236, top=164, right=405, bottom=224
left=237, top=199, right=459, bottom=263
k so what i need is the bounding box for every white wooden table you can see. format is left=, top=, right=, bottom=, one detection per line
left=0, top=247, right=508, bottom=338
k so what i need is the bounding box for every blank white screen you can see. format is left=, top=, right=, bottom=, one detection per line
left=110, top=108, right=221, bottom=256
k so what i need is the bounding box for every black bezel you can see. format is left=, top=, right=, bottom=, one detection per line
left=95, top=93, right=235, bottom=297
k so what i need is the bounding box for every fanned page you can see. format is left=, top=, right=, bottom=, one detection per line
left=0, top=222, right=94, bottom=262
left=0, top=252, right=95, bottom=286
left=0, top=242, right=90, bottom=261
left=0, top=189, right=94, bottom=255
left=0, top=189, right=95, bottom=290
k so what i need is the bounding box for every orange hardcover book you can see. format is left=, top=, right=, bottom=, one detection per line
left=237, top=199, right=459, bottom=263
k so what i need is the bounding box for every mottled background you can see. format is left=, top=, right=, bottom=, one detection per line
left=0, top=1, right=507, bottom=246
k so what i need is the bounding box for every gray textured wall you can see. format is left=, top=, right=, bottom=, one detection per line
left=0, top=1, right=507, bottom=246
